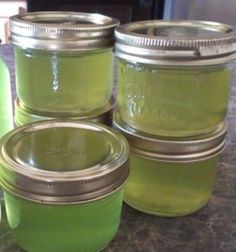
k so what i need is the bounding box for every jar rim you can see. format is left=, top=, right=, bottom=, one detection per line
left=0, top=120, right=129, bottom=203
left=115, top=20, right=236, bottom=66
left=10, top=11, right=120, bottom=51
left=113, top=112, right=226, bottom=162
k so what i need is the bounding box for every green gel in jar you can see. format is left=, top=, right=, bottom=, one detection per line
left=115, top=20, right=236, bottom=137
left=127, top=154, right=218, bottom=216
left=0, top=56, right=13, bottom=138
left=113, top=114, right=226, bottom=217
left=0, top=120, right=129, bottom=252
left=9, top=12, right=119, bottom=124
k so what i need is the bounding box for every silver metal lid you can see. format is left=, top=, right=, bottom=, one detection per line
left=0, top=120, right=129, bottom=204
left=10, top=11, right=119, bottom=51
left=14, top=97, right=115, bottom=126
left=115, top=20, right=236, bottom=65
left=113, top=113, right=226, bottom=162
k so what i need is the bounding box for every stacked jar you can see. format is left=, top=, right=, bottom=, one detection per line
left=9, top=12, right=119, bottom=126
left=113, top=20, right=236, bottom=216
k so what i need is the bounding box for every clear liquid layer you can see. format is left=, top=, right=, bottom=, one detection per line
left=4, top=188, right=124, bottom=252
left=0, top=58, right=13, bottom=138
left=124, top=154, right=218, bottom=216
left=117, top=60, right=232, bottom=136
left=14, top=47, right=113, bottom=116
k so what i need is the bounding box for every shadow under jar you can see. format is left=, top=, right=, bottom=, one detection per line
left=115, top=20, right=236, bottom=137
left=0, top=120, right=129, bottom=252
left=113, top=113, right=226, bottom=217
left=9, top=12, right=119, bottom=125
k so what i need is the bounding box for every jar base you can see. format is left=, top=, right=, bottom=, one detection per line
left=124, top=197, right=209, bottom=217
left=114, top=111, right=226, bottom=137
left=123, top=119, right=225, bottom=138
left=14, top=98, right=114, bottom=126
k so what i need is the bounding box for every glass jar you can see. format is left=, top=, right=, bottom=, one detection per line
left=10, top=12, right=119, bottom=124
left=115, top=20, right=236, bottom=137
left=0, top=191, right=2, bottom=223
left=0, top=55, right=13, bottom=138
left=0, top=120, right=129, bottom=252
left=113, top=113, right=226, bottom=217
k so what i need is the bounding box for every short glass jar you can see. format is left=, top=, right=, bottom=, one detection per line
left=0, top=120, right=129, bottom=252
left=10, top=12, right=119, bottom=124
left=115, top=20, right=236, bottom=137
left=113, top=114, right=226, bottom=217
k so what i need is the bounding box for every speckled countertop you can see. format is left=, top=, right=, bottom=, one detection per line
left=0, top=45, right=235, bottom=252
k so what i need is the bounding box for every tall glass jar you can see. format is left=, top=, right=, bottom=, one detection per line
left=113, top=113, right=226, bottom=216
left=115, top=20, right=236, bottom=137
left=0, top=54, right=13, bottom=138
left=9, top=12, right=119, bottom=125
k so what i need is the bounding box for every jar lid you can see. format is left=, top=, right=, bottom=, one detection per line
left=0, top=120, right=129, bottom=204
left=14, top=97, right=115, bottom=126
left=113, top=113, right=226, bottom=162
left=115, top=20, right=236, bottom=65
left=10, top=11, right=119, bottom=51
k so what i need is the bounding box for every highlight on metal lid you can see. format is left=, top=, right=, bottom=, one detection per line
left=0, top=120, right=129, bottom=204
left=115, top=20, right=236, bottom=65
left=10, top=11, right=120, bottom=51
left=113, top=112, right=226, bottom=162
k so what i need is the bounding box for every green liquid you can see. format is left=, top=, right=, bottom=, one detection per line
left=4, top=188, right=124, bottom=252
left=0, top=58, right=13, bottom=138
left=117, top=60, right=231, bottom=136
left=14, top=47, right=113, bottom=116
left=0, top=191, right=3, bottom=223
left=124, top=153, right=218, bottom=216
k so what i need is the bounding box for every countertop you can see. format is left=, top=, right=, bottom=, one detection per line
left=0, top=45, right=235, bottom=252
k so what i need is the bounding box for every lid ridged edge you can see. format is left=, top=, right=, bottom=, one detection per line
left=0, top=120, right=129, bottom=204
left=115, top=20, right=236, bottom=65
left=113, top=112, right=226, bottom=162
left=10, top=11, right=120, bottom=51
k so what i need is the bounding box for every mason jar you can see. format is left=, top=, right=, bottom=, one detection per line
left=0, top=120, right=129, bottom=252
left=115, top=20, right=236, bottom=137
left=9, top=12, right=119, bottom=124
left=113, top=113, right=226, bottom=217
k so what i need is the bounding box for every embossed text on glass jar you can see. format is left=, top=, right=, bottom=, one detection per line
left=117, top=60, right=231, bottom=136
left=115, top=20, right=236, bottom=136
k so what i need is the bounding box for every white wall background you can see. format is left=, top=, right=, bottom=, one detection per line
left=164, top=0, right=236, bottom=26
left=0, top=1, right=27, bottom=44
